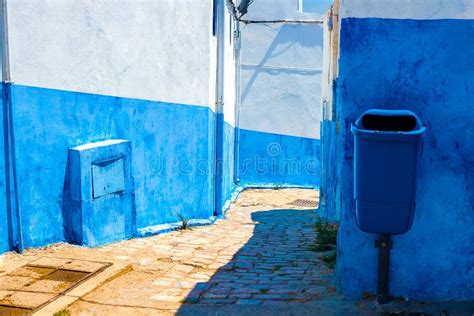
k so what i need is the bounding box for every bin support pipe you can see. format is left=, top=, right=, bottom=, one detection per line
left=375, top=234, right=392, bottom=304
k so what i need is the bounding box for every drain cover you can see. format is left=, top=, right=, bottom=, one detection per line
left=288, top=199, right=319, bottom=208
left=44, top=269, right=90, bottom=283
left=0, top=257, right=111, bottom=314
left=0, top=305, right=32, bottom=316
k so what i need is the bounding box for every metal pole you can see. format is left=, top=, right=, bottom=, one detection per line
left=233, top=19, right=241, bottom=185
left=375, top=234, right=392, bottom=304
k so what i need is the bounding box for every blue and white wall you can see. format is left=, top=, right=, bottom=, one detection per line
left=215, top=0, right=238, bottom=214
left=0, top=0, right=238, bottom=251
left=332, top=0, right=474, bottom=301
left=236, top=0, right=326, bottom=188
left=0, top=82, right=9, bottom=253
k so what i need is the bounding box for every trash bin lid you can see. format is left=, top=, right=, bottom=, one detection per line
left=352, top=109, right=425, bottom=140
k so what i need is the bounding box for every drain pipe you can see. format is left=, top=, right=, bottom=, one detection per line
left=214, top=0, right=225, bottom=215
left=2, top=0, right=23, bottom=253
left=233, top=18, right=241, bottom=185
left=375, top=234, right=392, bottom=304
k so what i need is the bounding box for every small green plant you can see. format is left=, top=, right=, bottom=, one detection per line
left=273, top=184, right=283, bottom=190
left=312, top=219, right=338, bottom=268
left=176, top=211, right=190, bottom=230
left=315, top=221, right=338, bottom=246
left=53, top=309, right=71, bottom=316
left=321, top=251, right=337, bottom=269
left=309, top=243, right=334, bottom=252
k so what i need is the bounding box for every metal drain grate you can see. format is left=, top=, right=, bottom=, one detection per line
left=0, top=258, right=111, bottom=314
left=288, top=199, right=319, bottom=208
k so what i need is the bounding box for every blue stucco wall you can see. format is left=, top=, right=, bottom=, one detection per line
left=238, top=20, right=323, bottom=190
left=8, top=84, right=217, bottom=249
left=0, top=83, right=10, bottom=253
left=319, top=120, right=338, bottom=221
left=64, top=140, right=134, bottom=247
left=215, top=114, right=237, bottom=215
left=335, top=18, right=474, bottom=301
left=237, top=129, right=320, bottom=188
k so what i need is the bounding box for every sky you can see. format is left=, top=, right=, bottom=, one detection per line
left=240, top=0, right=332, bottom=20
left=301, top=0, right=333, bottom=14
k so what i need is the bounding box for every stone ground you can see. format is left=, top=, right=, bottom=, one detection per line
left=1, top=189, right=473, bottom=315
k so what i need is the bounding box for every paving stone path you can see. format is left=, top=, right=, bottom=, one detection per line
left=2, top=189, right=338, bottom=314
left=2, top=189, right=468, bottom=315
left=65, top=188, right=336, bottom=314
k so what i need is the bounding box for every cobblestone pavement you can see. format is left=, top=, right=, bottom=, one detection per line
left=2, top=189, right=472, bottom=315
left=1, top=189, right=335, bottom=314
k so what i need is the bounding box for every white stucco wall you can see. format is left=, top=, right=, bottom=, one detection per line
left=222, top=3, right=237, bottom=126
left=238, top=0, right=324, bottom=139
left=340, top=0, right=474, bottom=19
left=7, top=0, right=216, bottom=108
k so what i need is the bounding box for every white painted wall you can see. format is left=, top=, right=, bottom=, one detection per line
left=7, top=0, right=216, bottom=108
left=340, top=0, right=474, bottom=19
left=222, top=2, right=237, bottom=126
left=238, top=0, right=325, bottom=139
left=321, top=9, right=335, bottom=121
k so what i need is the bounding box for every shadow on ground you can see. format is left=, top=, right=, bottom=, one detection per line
left=176, top=208, right=365, bottom=315
left=177, top=208, right=474, bottom=316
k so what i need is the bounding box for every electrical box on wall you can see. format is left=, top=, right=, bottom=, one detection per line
left=63, top=139, right=134, bottom=247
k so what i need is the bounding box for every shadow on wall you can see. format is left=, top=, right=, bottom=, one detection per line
left=241, top=23, right=323, bottom=103
left=237, top=23, right=323, bottom=188
left=176, top=208, right=336, bottom=314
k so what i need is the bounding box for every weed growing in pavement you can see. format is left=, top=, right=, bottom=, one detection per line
left=53, top=310, right=71, bottom=316
left=321, top=251, right=337, bottom=269
left=176, top=212, right=191, bottom=230
left=311, top=219, right=339, bottom=268
left=273, top=184, right=283, bottom=190
left=315, top=220, right=338, bottom=246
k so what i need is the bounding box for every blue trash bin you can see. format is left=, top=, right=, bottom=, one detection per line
left=351, top=109, right=425, bottom=234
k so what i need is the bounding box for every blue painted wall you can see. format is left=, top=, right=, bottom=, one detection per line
left=0, top=83, right=10, bottom=253
left=64, top=140, right=135, bottom=247
left=237, top=21, right=323, bottom=189
left=215, top=114, right=237, bottom=215
left=319, top=120, right=338, bottom=220
left=334, top=18, right=474, bottom=300
left=9, top=84, right=216, bottom=249
left=238, top=129, right=320, bottom=188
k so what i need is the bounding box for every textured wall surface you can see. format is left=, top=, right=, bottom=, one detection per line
left=236, top=1, right=324, bottom=187
left=0, top=0, right=232, bottom=251
left=64, top=140, right=134, bottom=247
left=240, top=23, right=323, bottom=139
left=340, top=0, right=474, bottom=19
left=238, top=129, right=320, bottom=187
left=216, top=115, right=237, bottom=213
left=7, top=0, right=215, bottom=107
left=334, top=14, right=474, bottom=300
left=11, top=85, right=216, bottom=248
left=0, top=84, right=9, bottom=253
left=215, top=2, right=238, bottom=215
